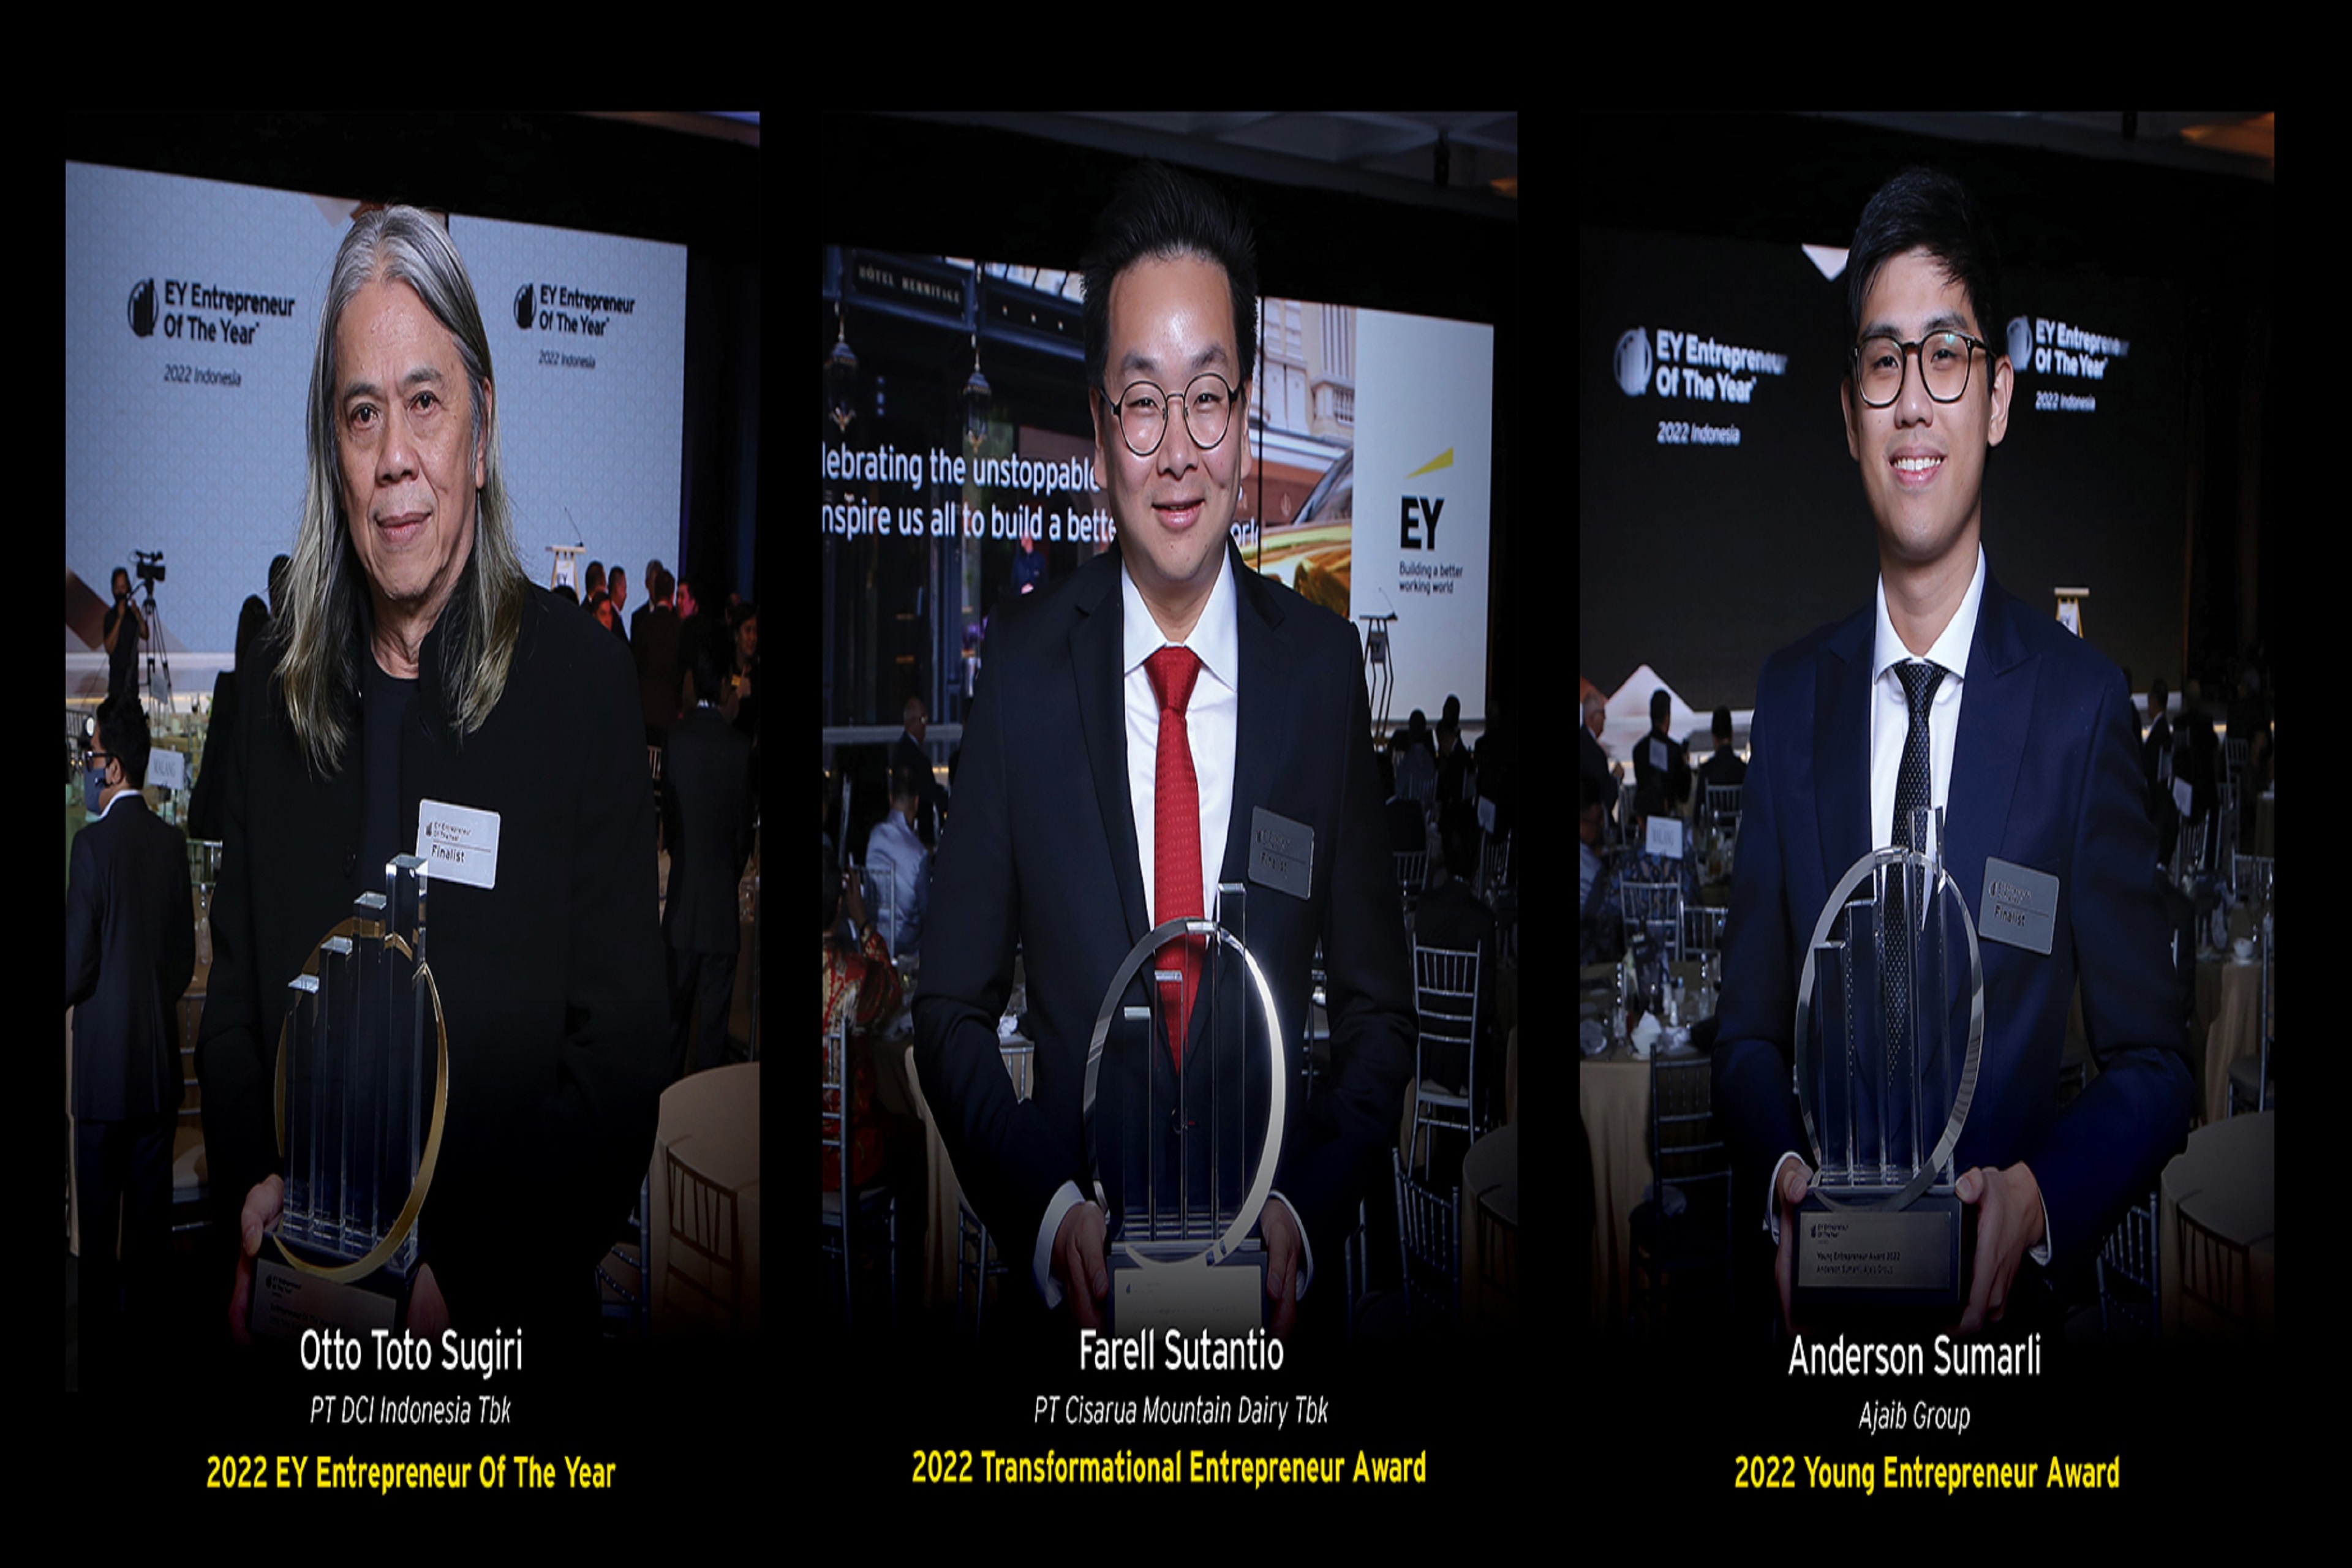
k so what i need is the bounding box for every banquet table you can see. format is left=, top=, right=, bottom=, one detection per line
left=2159, top=1109, right=2273, bottom=1336
left=651, top=1061, right=761, bottom=1333
left=1581, top=962, right=1722, bottom=1327
left=1582, top=1035, right=1711, bottom=1329
left=2195, top=949, right=2267, bottom=1126
left=1460, top=1123, right=1517, bottom=1330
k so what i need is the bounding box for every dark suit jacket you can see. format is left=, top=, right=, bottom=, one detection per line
left=1712, top=570, right=2193, bottom=1280
left=66, top=796, right=195, bottom=1120
left=186, top=668, right=242, bottom=842
left=1630, top=726, right=1692, bottom=816
left=633, top=603, right=684, bottom=737
left=914, top=539, right=1415, bottom=1288
left=197, top=581, right=669, bottom=1336
left=892, top=731, right=947, bottom=848
left=661, top=706, right=754, bottom=953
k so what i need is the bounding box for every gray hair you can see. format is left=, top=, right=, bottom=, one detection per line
left=275, top=205, right=529, bottom=777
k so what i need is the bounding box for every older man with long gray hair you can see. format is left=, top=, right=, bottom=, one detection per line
left=197, top=205, right=667, bottom=1357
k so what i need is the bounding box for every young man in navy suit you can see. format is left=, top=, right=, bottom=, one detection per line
left=1713, top=168, right=2193, bottom=1339
left=914, top=164, right=1415, bottom=1342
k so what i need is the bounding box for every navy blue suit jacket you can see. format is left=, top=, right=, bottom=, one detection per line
left=913, top=539, right=1415, bottom=1291
left=1711, top=570, right=2192, bottom=1278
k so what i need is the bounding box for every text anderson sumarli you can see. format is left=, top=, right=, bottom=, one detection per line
left=1788, top=1333, right=2041, bottom=1378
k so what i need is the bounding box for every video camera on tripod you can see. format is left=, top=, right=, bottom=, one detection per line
left=128, top=549, right=172, bottom=705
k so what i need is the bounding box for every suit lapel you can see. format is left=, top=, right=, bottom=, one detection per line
left=1947, top=575, right=2032, bottom=910
left=1071, top=551, right=1152, bottom=952
left=1814, top=611, right=1875, bottom=894
left=1223, top=541, right=1286, bottom=897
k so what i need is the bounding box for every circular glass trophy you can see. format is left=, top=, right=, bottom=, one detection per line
left=250, top=854, right=450, bottom=1339
left=1082, top=883, right=1286, bottom=1336
left=1791, top=809, right=1984, bottom=1313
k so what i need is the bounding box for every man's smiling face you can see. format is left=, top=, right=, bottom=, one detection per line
left=1842, top=246, right=2011, bottom=571
left=1093, top=253, right=1252, bottom=619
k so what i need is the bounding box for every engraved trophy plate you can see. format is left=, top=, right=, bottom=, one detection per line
left=249, top=855, right=448, bottom=1340
left=1792, top=809, right=1983, bottom=1314
left=1084, top=883, right=1286, bottom=1336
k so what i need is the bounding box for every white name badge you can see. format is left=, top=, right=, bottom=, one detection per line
left=146, top=747, right=189, bottom=791
left=416, top=799, right=500, bottom=890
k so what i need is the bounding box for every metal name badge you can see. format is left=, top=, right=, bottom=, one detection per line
left=1980, top=858, right=2059, bottom=957
left=1248, top=807, right=1313, bottom=901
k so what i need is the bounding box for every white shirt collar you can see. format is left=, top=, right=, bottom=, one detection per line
left=1120, top=541, right=1238, bottom=690
left=1872, top=543, right=1986, bottom=687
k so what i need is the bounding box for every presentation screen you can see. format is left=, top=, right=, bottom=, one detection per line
left=1580, top=224, right=2184, bottom=712
left=66, top=161, right=688, bottom=657
left=820, top=249, right=1494, bottom=724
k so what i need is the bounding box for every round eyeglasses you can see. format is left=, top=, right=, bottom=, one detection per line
left=1099, top=372, right=1239, bottom=459
left=1852, top=330, right=1989, bottom=408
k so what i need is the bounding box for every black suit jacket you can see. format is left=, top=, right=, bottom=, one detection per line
left=662, top=706, right=754, bottom=953
left=914, top=540, right=1415, bottom=1289
left=633, top=603, right=684, bottom=736
left=1630, top=726, right=1692, bottom=815
left=66, top=796, right=195, bottom=1120
left=197, top=581, right=669, bottom=1336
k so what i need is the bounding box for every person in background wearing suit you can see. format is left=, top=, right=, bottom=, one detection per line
left=66, top=692, right=195, bottom=1387
left=892, top=696, right=948, bottom=849
left=630, top=559, right=663, bottom=644
left=662, top=619, right=756, bottom=1077
left=1630, top=688, right=1692, bottom=820
left=605, top=565, right=630, bottom=645
left=1695, top=705, right=1747, bottom=833
left=914, top=161, right=1414, bottom=1344
left=1713, top=167, right=2192, bottom=1342
left=635, top=564, right=685, bottom=744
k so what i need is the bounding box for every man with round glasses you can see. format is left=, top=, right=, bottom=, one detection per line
left=1713, top=167, right=2192, bottom=1344
left=917, top=162, right=1414, bottom=1347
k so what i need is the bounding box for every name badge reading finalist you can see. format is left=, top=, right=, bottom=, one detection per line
left=1980, top=857, right=2057, bottom=956
left=417, top=799, right=502, bottom=891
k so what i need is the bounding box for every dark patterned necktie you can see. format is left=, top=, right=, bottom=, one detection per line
left=1886, top=660, right=1944, bottom=1087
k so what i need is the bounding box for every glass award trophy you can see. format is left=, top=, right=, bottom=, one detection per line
left=1083, top=883, right=1286, bottom=1336
left=249, top=854, right=449, bottom=1339
left=1792, top=808, right=1983, bottom=1314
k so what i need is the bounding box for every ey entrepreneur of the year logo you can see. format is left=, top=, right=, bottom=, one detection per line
left=129, top=278, right=159, bottom=338
left=514, top=283, right=536, bottom=331
left=1615, top=328, right=1651, bottom=396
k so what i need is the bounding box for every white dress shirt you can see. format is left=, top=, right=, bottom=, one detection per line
left=1033, top=548, right=1313, bottom=1310
left=1868, top=544, right=1983, bottom=851
left=1123, top=549, right=1239, bottom=932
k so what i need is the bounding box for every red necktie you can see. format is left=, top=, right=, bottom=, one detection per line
left=1146, top=646, right=1204, bottom=1070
